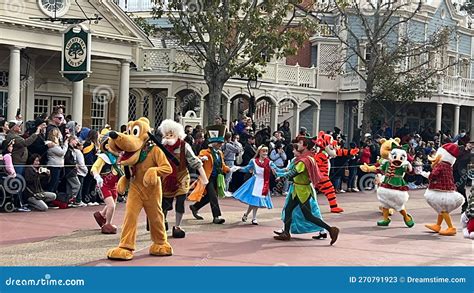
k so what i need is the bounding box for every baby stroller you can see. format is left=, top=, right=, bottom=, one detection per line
left=0, top=156, right=15, bottom=212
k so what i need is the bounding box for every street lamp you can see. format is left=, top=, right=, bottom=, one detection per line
left=247, top=76, right=262, bottom=120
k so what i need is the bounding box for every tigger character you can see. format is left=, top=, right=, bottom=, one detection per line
left=313, top=131, right=344, bottom=213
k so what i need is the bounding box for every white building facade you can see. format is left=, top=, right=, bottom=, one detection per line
left=1, top=0, right=472, bottom=139
left=0, top=0, right=150, bottom=130
left=116, top=0, right=474, bottom=139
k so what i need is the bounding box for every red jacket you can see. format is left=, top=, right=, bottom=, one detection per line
left=360, top=147, right=371, bottom=164
left=428, top=161, right=456, bottom=191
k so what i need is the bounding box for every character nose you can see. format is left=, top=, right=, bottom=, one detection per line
left=109, top=131, right=118, bottom=139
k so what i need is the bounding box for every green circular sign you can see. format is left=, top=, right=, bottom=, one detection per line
left=65, top=37, right=87, bottom=67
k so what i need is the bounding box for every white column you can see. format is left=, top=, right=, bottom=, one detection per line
left=72, top=80, right=84, bottom=125
left=25, top=55, right=36, bottom=120
left=470, top=107, right=474, bottom=137
left=199, top=97, right=206, bottom=125
left=357, top=100, right=364, bottom=128
left=313, top=106, right=320, bottom=134
left=117, top=60, right=130, bottom=127
left=436, top=103, right=443, bottom=132
left=293, top=104, right=300, bottom=136
left=7, top=46, right=21, bottom=121
left=225, top=99, right=231, bottom=125
left=165, top=96, right=176, bottom=120
left=271, top=104, right=279, bottom=133
left=453, top=105, right=460, bottom=135
left=335, top=101, right=344, bottom=131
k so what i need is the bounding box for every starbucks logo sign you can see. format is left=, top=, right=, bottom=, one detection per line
left=65, top=37, right=86, bottom=67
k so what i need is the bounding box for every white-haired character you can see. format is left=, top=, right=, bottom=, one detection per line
left=158, top=119, right=208, bottom=238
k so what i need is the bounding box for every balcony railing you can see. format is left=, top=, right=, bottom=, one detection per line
left=314, top=24, right=340, bottom=37
left=139, top=48, right=318, bottom=88
left=115, top=0, right=163, bottom=12
left=339, top=72, right=474, bottom=98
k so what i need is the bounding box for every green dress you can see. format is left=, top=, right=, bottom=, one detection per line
left=380, top=161, right=408, bottom=188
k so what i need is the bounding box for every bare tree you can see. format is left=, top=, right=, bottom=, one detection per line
left=152, top=0, right=315, bottom=123
left=312, top=0, right=456, bottom=130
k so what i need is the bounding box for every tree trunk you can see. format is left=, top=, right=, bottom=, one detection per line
left=362, top=79, right=374, bottom=134
left=205, top=77, right=226, bottom=125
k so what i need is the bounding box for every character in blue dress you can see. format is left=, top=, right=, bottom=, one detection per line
left=272, top=146, right=327, bottom=239
left=232, top=145, right=273, bottom=225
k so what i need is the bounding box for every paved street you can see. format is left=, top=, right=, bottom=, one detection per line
left=0, top=189, right=472, bottom=266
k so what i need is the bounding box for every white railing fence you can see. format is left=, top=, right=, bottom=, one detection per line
left=339, top=72, right=474, bottom=98
left=140, top=48, right=318, bottom=88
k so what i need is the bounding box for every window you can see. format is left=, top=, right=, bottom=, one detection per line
left=143, top=96, right=150, bottom=117
left=129, top=93, right=137, bottom=121
left=38, top=0, right=70, bottom=17
left=448, top=56, right=456, bottom=76
left=34, top=96, right=70, bottom=119
left=91, top=95, right=108, bottom=131
left=459, top=59, right=470, bottom=78
left=152, top=94, right=164, bottom=131
left=409, top=49, right=421, bottom=69
left=34, top=97, right=49, bottom=118
left=359, top=43, right=382, bottom=70
left=0, top=91, right=7, bottom=117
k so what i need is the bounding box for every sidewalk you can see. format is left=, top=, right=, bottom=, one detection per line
left=0, top=189, right=471, bottom=266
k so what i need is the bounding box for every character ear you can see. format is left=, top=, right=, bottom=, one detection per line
left=138, top=117, right=150, bottom=125
left=380, top=138, right=386, bottom=145
left=394, top=138, right=401, bottom=144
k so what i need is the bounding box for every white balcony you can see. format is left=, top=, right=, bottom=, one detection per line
left=339, top=72, right=474, bottom=99
left=139, top=48, right=318, bottom=88
left=115, top=0, right=164, bottom=12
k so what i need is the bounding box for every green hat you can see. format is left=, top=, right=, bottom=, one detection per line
left=206, top=125, right=226, bottom=143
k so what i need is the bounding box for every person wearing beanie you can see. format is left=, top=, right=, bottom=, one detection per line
left=422, top=143, right=465, bottom=236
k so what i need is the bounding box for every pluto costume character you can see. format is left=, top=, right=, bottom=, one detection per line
left=423, top=143, right=465, bottom=236
left=106, top=118, right=173, bottom=260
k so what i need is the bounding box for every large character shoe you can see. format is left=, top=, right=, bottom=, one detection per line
left=425, top=224, right=441, bottom=233
left=172, top=226, right=186, bottom=238
left=107, top=247, right=134, bottom=260
left=101, top=224, right=118, bottom=234
left=274, top=231, right=291, bottom=241
left=403, top=214, right=415, bottom=228
left=377, top=218, right=391, bottom=226
left=439, top=227, right=457, bottom=236
left=93, top=211, right=106, bottom=228
left=330, top=207, right=344, bottom=213
left=149, top=242, right=173, bottom=256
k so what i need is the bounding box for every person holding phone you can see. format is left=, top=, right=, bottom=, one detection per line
left=24, top=154, right=56, bottom=211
